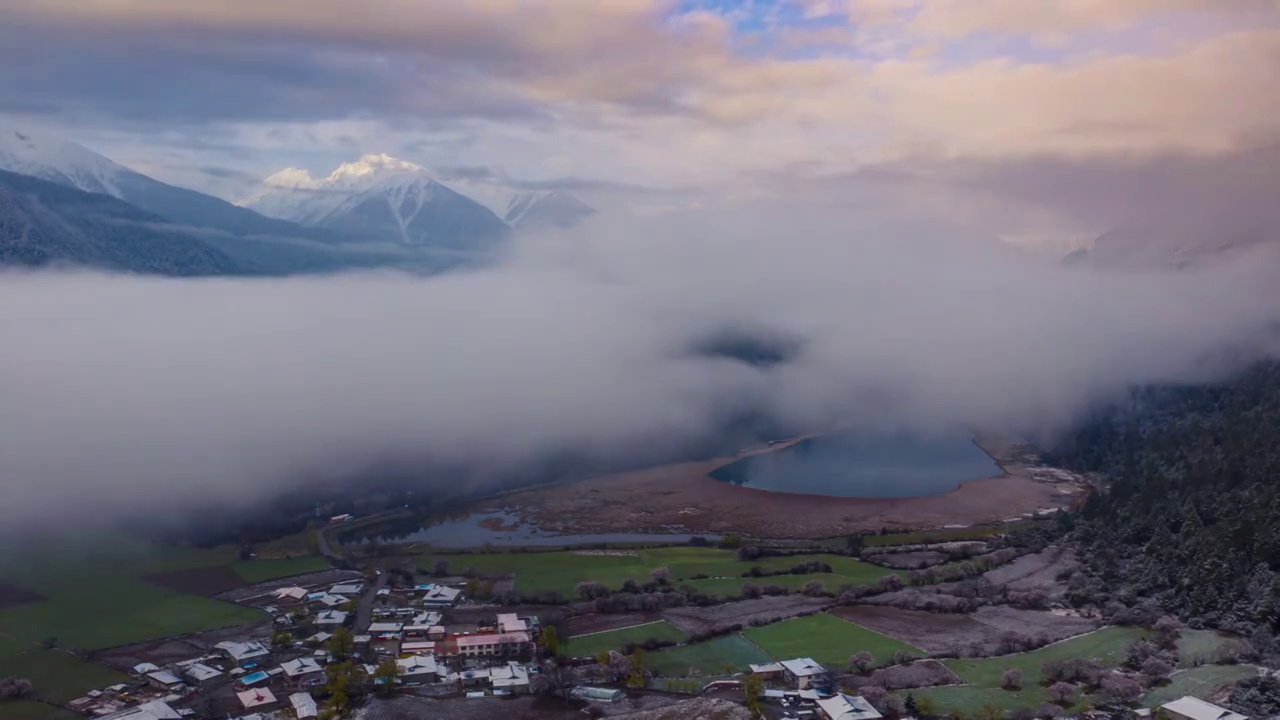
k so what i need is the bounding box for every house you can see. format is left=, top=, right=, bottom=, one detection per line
left=311, top=594, right=346, bottom=608
left=280, top=657, right=326, bottom=688
left=490, top=662, right=531, bottom=695
left=415, top=584, right=463, bottom=606
left=1158, top=696, right=1248, bottom=720
left=305, top=631, right=334, bottom=645
left=182, top=662, right=223, bottom=688
left=329, top=582, right=364, bottom=595
left=396, top=654, right=439, bottom=685
left=314, top=609, right=349, bottom=627
left=215, top=640, right=271, bottom=666
left=571, top=687, right=626, bottom=703
left=749, top=662, right=785, bottom=680
left=290, top=692, right=319, bottom=720
left=273, top=586, right=309, bottom=602
left=496, top=613, right=527, bottom=633
left=817, top=693, right=884, bottom=720
left=368, top=622, right=404, bottom=635
left=145, top=670, right=183, bottom=691
left=330, top=513, right=353, bottom=523
left=131, top=662, right=160, bottom=676
left=780, top=658, right=827, bottom=689
left=405, top=611, right=444, bottom=637
left=237, top=687, right=280, bottom=713
left=100, top=699, right=182, bottom=720
left=454, top=631, right=531, bottom=658
left=402, top=641, right=436, bottom=655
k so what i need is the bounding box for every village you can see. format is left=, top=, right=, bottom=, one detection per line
left=9, top=507, right=1253, bottom=720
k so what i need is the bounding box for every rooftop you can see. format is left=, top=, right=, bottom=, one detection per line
left=1161, top=696, right=1249, bottom=720
left=780, top=657, right=826, bottom=677
left=281, top=657, right=324, bottom=677
left=290, top=692, right=318, bottom=719
left=146, top=670, right=182, bottom=686
left=237, top=687, right=278, bottom=709
left=816, top=693, right=884, bottom=720
left=184, top=663, right=222, bottom=681
left=215, top=640, right=270, bottom=661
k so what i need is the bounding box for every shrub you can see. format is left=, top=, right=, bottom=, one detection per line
left=1002, top=668, right=1023, bottom=690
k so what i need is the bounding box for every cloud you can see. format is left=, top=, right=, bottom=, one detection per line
left=2, top=205, right=1279, bottom=528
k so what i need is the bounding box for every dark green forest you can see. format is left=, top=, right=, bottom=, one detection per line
left=1051, top=360, right=1280, bottom=640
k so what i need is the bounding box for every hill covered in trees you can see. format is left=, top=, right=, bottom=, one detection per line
left=1050, top=360, right=1280, bottom=641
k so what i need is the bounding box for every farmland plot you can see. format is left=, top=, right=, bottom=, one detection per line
left=663, top=596, right=831, bottom=635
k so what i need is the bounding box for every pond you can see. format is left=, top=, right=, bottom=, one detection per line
left=338, top=510, right=719, bottom=549
left=710, top=433, right=1002, bottom=498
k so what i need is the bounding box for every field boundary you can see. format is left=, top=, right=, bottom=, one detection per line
left=567, top=620, right=668, bottom=640
left=829, top=612, right=928, bottom=655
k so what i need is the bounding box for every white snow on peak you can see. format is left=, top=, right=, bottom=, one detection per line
left=330, top=153, right=424, bottom=181
left=0, top=127, right=133, bottom=198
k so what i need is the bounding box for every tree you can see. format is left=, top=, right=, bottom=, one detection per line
left=328, top=627, right=355, bottom=661
left=0, top=677, right=33, bottom=698
left=890, top=649, right=917, bottom=666
left=862, top=686, right=889, bottom=710
left=1002, top=667, right=1023, bottom=690
left=323, top=660, right=367, bottom=715
left=575, top=581, right=608, bottom=600
left=627, top=648, right=649, bottom=688
left=977, top=704, right=1004, bottom=720
left=718, top=534, right=742, bottom=549
left=1100, top=674, right=1143, bottom=704
left=271, top=630, right=294, bottom=649
left=373, top=658, right=401, bottom=695
left=845, top=534, right=865, bottom=555
left=882, top=695, right=906, bottom=718
left=432, top=559, right=450, bottom=576
left=540, top=626, right=561, bottom=658
left=1141, top=657, right=1173, bottom=682
left=650, top=566, right=671, bottom=584
left=742, top=582, right=762, bottom=599
left=1048, top=681, right=1075, bottom=704
left=915, top=694, right=939, bottom=718
left=743, top=673, right=765, bottom=718
left=801, top=580, right=826, bottom=597
left=1036, top=703, right=1062, bottom=719
left=1154, top=615, right=1183, bottom=650
left=849, top=651, right=875, bottom=674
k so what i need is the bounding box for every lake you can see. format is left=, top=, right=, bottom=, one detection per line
left=710, top=433, right=1002, bottom=498
left=339, top=510, right=719, bottom=549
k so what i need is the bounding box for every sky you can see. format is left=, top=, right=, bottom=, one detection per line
left=2, top=1, right=1280, bottom=527
left=2, top=0, right=1278, bottom=241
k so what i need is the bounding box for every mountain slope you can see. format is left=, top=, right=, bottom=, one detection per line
left=0, top=129, right=335, bottom=242
left=245, top=154, right=510, bottom=250
left=504, top=190, right=595, bottom=230
left=0, top=169, right=244, bottom=275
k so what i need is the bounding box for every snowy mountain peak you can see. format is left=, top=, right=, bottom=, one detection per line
left=331, top=153, right=424, bottom=181
left=0, top=128, right=134, bottom=198
left=504, top=190, right=595, bottom=230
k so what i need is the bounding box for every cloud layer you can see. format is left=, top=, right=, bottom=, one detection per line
left=3, top=207, right=1279, bottom=527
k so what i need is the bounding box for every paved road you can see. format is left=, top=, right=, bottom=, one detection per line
left=354, top=569, right=389, bottom=632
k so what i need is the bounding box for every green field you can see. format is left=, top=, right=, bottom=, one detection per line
left=565, top=620, right=689, bottom=658
left=421, top=546, right=897, bottom=598
left=650, top=634, right=774, bottom=677
left=0, top=700, right=85, bottom=720
left=743, top=613, right=921, bottom=667
left=0, top=534, right=292, bottom=655
left=1144, top=665, right=1257, bottom=706
left=232, top=556, right=330, bottom=583
left=0, top=650, right=128, bottom=704
left=911, top=627, right=1150, bottom=714
left=1177, top=629, right=1246, bottom=668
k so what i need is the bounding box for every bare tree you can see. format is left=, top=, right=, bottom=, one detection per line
left=861, top=685, right=889, bottom=710
left=1141, top=657, right=1173, bottom=682
left=1048, top=681, right=1075, bottom=704
left=432, top=559, right=450, bottom=576
left=650, top=566, right=671, bottom=584
left=1100, top=674, right=1143, bottom=704
left=0, top=677, right=33, bottom=698
left=849, top=651, right=876, bottom=674
left=1002, top=668, right=1023, bottom=690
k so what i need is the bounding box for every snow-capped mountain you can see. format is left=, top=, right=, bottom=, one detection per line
left=0, top=128, right=328, bottom=241
left=244, top=154, right=509, bottom=249
left=0, top=169, right=242, bottom=275
left=504, top=190, right=596, bottom=230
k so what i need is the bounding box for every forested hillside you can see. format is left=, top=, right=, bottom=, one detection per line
left=1051, top=361, right=1280, bottom=639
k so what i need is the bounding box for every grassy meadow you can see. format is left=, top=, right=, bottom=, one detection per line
left=743, top=613, right=922, bottom=667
